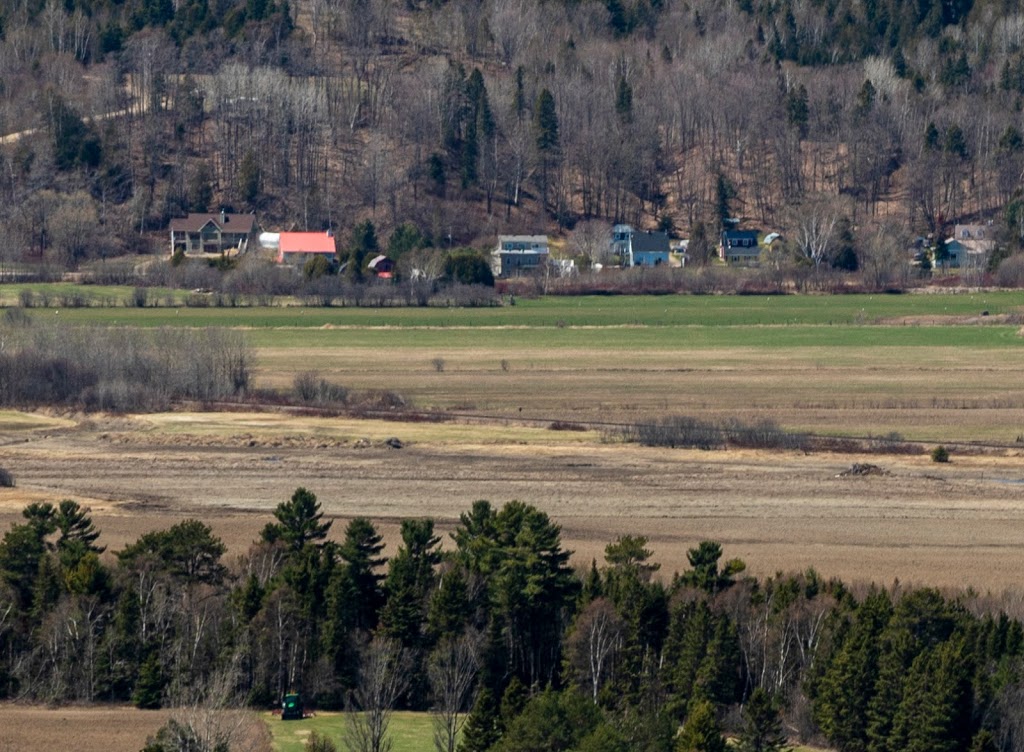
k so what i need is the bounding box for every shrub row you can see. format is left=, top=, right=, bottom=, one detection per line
left=0, top=320, right=251, bottom=411
left=615, top=415, right=810, bottom=451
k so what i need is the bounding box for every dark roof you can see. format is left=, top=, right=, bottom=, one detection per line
left=169, top=213, right=256, bottom=234
left=723, top=229, right=759, bottom=241
left=630, top=231, right=670, bottom=254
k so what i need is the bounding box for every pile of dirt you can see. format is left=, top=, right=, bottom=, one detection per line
left=838, top=463, right=891, bottom=477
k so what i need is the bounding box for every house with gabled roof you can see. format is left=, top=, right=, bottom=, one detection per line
left=492, top=235, right=550, bottom=277
left=720, top=229, right=761, bottom=264
left=169, top=211, right=256, bottom=255
left=277, top=231, right=337, bottom=265
left=945, top=223, right=995, bottom=269
left=611, top=225, right=670, bottom=267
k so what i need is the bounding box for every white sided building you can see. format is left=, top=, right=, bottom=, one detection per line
left=492, top=235, right=550, bottom=277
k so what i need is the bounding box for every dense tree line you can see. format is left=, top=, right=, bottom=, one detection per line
left=2, top=491, right=1024, bottom=751
left=5, top=0, right=1024, bottom=274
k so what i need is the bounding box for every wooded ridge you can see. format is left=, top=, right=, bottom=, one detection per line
left=3, top=0, right=1024, bottom=272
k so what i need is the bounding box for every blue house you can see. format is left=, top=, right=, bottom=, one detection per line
left=611, top=225, right=670, bottom=267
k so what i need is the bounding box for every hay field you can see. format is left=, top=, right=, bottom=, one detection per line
left=4, top=292, right=1024, bottom=591
left=38, top=292, right=1024, bottom=441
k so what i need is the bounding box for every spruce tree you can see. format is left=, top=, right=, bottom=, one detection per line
left=737, top=688, right=790, bottom=752
left=459, top=686, right=501, bottom=752
left=340, top=517, right=386, bottom=631
left=675, top=699, right=727, bottom=752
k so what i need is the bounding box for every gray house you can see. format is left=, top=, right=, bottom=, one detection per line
left=720, top=229, right=760, bottom=264
left=944, top=223, right=994, bottom=269
left=492, top=235, right=550, bottom=277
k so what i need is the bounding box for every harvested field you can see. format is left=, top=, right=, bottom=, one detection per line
left=0, top=705, right=173, bottom=752
left=3, top=411, right=1024, bottom=591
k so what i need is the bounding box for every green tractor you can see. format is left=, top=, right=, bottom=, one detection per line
left=281, top=692, right=303, bottom=720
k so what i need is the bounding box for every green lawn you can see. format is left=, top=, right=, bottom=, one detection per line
left=265, top=711, right=831, bottom=752
left=0, top=282, right=189, bottom=307
left=8, top=290, right=1024, bottom=329
left=266, top=711, right=436, bottom=752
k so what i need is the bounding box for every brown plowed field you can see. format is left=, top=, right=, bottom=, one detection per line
left=0, top=705, right=173, bottom=752
left=3, top=411, right=1024, bottom=593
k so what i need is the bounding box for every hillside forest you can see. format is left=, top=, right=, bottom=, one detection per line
left=1, top=490, right=1024, bottom=752
left=4, top=0, right=1024, bottom=273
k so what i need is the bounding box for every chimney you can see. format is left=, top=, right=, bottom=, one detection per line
left=220, top=209, right=227, bottom=225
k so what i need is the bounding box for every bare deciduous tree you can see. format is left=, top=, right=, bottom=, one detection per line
left=344, top=636, right=411, bottom=752
left=162, top=661, right=272, bottom=752
left=565, top=597, right=624, bottom=703
left=859, top=219, right=911, bottom=291
left=790, top=194, right=844, bottom=269
left=428, top=631, right=481, bottom=752
left=568, top=220, right=612, bottom=269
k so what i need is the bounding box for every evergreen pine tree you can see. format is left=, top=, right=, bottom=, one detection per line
left=675, top=699, right=727, bottom=752
left=459, top=686, right=501, bottom=752
left=737, top=688, right=790, bottom=752
left=133, top=653, right=167, bottom=709
left=262, top=487, right=332, bottom=552
left=339, top=517, right=386, bottom=630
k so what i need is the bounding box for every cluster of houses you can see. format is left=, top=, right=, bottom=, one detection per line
left=168, top=211, right=996, bottom=280
left=492, top=225, right=676, bottom=278
left=169, top=212, right=396, bottom=278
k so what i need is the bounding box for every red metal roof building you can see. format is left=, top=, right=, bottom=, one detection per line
left=277, top=232, right=337, bottom=264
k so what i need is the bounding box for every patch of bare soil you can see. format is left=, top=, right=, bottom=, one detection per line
left=0, top=705, right=172, bottom=752
left=877, top=313, right=1020, bottom=326
left=3, top=413, right=1024, bottom=590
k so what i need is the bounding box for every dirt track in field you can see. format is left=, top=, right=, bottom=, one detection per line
left=3, top=412, right=1024, bottom=592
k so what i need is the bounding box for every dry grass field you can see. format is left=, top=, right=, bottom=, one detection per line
left=3, top=293, right=1024, bottom=593
left=3, top=410, right=1024, bottom=592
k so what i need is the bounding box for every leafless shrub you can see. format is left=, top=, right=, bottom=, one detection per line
left=293, top=371, right=349, bottom=405
left=623, top=415, right=809, bottom=451
left=629, top=415, right=725, bottom=450
left=128, top=287, right=149, bottom=308
left=721, top=417, right=809, bottom=450
left=18, top=290, right=35, bottom=308
left=3, top=308, right=31, bottom=326
left=82, top=258, right=141, bottom=286
left=432, top=357, right=446, bottom=372
left=995, top=254, right=1024, bottom=288
left=0, top=323, right=251, bottom=411
left=548, top=421, right=587, bottom=432
left=357, top=390, right=407, bottom=410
